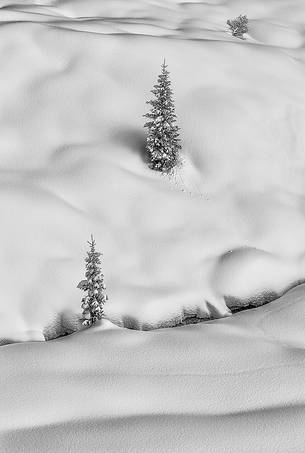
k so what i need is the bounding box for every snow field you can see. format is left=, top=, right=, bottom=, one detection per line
left=0, top=1, right=305, bottom=337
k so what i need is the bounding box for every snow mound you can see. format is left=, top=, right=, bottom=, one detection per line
left=212, top=247, right=305, bottom=308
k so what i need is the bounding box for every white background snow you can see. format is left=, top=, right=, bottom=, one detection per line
left=1, top=0, right=305, bottom=451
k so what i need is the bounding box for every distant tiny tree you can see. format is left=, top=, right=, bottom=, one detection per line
left=227, top=15, right=248, bottom=39
left=78, top=235, right=107, bottom=327
left=144, top=60, right=181, bottom=173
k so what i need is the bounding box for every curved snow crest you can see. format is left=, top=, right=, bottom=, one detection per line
left=0, top=330, right=45, bottom=346
left=2, top=244, right=305, bottom=341
left=108, top=246, right=305, bottom=331
left=0, top=316, right=118, bottom=346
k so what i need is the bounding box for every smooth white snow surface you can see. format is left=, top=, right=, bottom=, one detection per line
left=1, top=0, right=305, bottom=450
left=2, top=285, right=305, bottom=452
left=1, top=0, right=305, bottom=338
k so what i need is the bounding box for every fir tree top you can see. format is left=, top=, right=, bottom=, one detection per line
left=85, top=235, right=101, bottom=268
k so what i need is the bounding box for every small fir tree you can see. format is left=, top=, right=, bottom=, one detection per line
left=144, top=60, right=181, bottom=173
left=227, top=15, right=248, bottom=39
left=78, top=235, right=107, bottom=327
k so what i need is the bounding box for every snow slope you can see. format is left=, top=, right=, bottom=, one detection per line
left=0, top=0, right=305, bottom=339
left=1, top=284, right=305, bottom=452
left=1, top=2, right=305, bottom=450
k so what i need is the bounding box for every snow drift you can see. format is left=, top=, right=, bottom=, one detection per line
left=2, top=285, right=305, bottom=452
left=0, top=0, right=305, bottom=341
left=2, top=1, right=305, bottom=451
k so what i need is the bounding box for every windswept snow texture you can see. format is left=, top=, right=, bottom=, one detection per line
left=1, top=0, right=305, bottom=339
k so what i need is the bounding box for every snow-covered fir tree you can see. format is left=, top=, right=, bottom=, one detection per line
left=144, top=60, right=181, bottom=173
left=77, top=235, right=107, bottom=327
left=227, top=15, right=248, bottom=39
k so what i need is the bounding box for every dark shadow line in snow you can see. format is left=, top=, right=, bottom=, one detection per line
left=2, top=403, right=305, bottom=439
left=0, top=14, right=302, bottom=53
left=0, top=5, right=150, bottom=21
left=43, top=310, right=83, bottom=341
left=114, top=278, right=305, bottom=333
left=228, top=278, right=305, bottom=314
left=2, top=12, right=170, bottom=29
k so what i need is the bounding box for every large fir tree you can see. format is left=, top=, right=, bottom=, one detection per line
left=144, top=60, right=181, bottom=172
left=77, top=235, right=107, bottom=326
